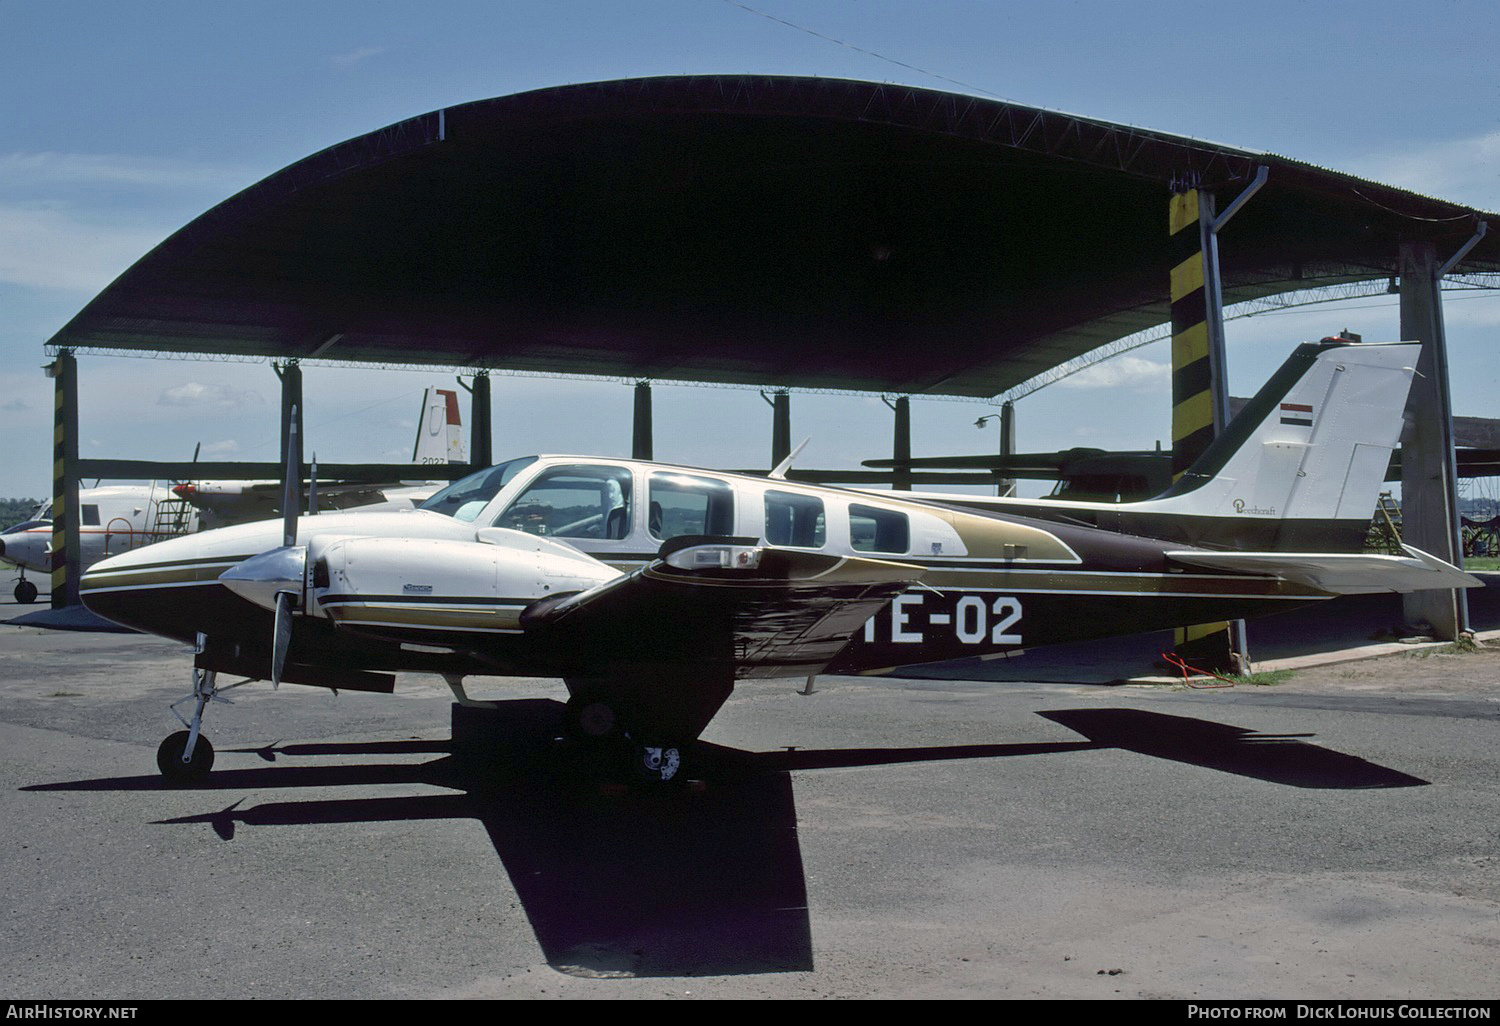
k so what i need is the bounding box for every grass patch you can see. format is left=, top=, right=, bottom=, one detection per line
left=1465, top=557, right=1500, bottom=572
left=1231, top=669, right=1296, bottom=687
left=1402, top=636, right=1483, bottom=658
left=1152, top=667, right=1296, bottom=688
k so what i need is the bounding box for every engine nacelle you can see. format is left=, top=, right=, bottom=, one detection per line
left=305, top=529, right=621, bottom=638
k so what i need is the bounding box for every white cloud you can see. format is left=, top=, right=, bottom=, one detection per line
left=0, top=152, right=249, bottom=193
left=157, top=382, right=265, bottom=409
left=332, top=46, right=386, bottom=68
left=1057, top=354, right=1169, bottom=391
left=0, top=152, right=258, bottom=293
left=1349, top=130, right=1500, bottom=212
left=198, top=439, right=242, bottom=457
left=0, top=203, right=165, bottom=292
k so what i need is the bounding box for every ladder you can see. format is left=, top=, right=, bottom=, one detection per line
left=148, top=496, right=196, bottom=539
left=1366, top=491, right=1403, bottom=554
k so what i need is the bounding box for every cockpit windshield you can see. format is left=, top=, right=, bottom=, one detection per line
left=416, top=456, right=539, bottom=522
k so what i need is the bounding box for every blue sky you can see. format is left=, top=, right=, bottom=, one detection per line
left=2, top=0, right=1497, bottom=500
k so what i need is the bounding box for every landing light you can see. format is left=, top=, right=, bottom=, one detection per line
left=664, top=544, right=762, bottom=571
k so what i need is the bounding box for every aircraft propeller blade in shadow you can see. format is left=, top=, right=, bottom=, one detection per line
left=1038, top=709, right=1429, bottom=788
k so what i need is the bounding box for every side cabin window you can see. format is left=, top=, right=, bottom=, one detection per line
left=850, top=504, right=909, bottom=554
left=495, top=465, right=633, bottom=540
left=81, top=504, right=101, bottom=527
left=764, top=490, right=825, bottom=548
left=648, top=473, right=735, bottom=541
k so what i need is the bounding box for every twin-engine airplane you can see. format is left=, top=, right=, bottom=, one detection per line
left=80, top=340, right=1481, bottom=783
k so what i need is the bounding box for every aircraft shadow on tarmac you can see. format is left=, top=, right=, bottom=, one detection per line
left=1038, top=709, right=1429, bottom=789
left=21, top=700, right=1423, bottom=977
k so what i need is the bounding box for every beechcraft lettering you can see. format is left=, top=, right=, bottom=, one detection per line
left=79, top=340, right=1483, bottom=784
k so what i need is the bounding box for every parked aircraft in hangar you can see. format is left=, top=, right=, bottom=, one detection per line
left=172, top=386, right=469, bottom=527
left=1, top=388, right=466, bottom=603
left=1, top=484, right=195, bottom=604
left=77, top=340, right=1481, bottom=784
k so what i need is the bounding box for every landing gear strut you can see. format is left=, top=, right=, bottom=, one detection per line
left=158, top=664, right=249, bottom=781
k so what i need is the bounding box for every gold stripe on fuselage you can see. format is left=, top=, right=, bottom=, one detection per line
left=323, top=602, right=526, bottom=633
left=79, top=560, right=251, bottom=594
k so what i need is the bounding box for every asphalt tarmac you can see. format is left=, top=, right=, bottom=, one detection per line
left=2, top=586, right=1497, bottom=1000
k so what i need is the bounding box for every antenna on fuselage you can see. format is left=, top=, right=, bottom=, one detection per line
left=769, top=438, right=811, bottom=480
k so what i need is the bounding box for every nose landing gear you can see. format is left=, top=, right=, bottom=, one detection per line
left=12, top=576, right=38, bottom=604
left=157, top=664, right=250, bottom=782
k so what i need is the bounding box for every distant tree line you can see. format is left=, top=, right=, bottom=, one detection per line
left=1, top=498, right=45, bottom=526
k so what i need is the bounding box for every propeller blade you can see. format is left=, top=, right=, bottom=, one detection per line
left=282, top=404, right=300, bottom=547
left=271, top=591, right=292, bottom=690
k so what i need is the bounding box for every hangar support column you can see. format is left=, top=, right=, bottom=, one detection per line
left=885, top=396, right=912, bottom=491
left=764, top=390, right=791, bottom=468
left=1167, top=170, right=1264, bottom=673
left=633, top=381, right=654, bottom=461
left=997, top=401, right=1016, bottom=497
left=45, top=350, right=80, bottom=610
left=1398, top=240, right=1471, bottom=639
left=469, top=371, right=493, bottom=468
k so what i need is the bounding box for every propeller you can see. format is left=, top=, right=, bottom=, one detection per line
left=272, top=591, right=293, bottom=688
left=218, top=544, right=307, bottom=689
left=218, top=403, right=305, bottom=689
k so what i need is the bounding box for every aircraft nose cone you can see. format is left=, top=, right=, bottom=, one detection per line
left=0, top=529, right=49, bottom=572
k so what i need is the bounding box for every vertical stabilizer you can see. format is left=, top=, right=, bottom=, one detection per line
left=412, top=388, right=468, bottom=465
left=1139, top=340, right=1418, bottom=547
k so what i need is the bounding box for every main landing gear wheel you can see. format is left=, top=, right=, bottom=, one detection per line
left=157, top=730, right=215, bottom=782
left=13, top=580, right=38, bottom=604
left=633, top=742, right=684, bottom=784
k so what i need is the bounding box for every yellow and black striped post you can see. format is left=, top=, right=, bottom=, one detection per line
left=1168, top=187, right=1240, bottom=673
left=48, top=350, right=80, bottom=609
left=1168, top=188, right=1220, bottom=478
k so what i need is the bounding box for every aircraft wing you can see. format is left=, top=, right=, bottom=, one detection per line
left=1165, top=544, right=1483, bottom=596
left=519, top=537, right=923, bottom=679
left=861, top=449, right=1164, bottom=476
left=181, top=481, right=415, bottom=524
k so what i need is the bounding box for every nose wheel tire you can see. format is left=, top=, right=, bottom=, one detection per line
left=157, top=731, right=215, bottom=781
left=13, top=580, right=38, bottom=604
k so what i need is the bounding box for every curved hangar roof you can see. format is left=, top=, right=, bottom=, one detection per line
left=48, top=75, right=1500, bottom=398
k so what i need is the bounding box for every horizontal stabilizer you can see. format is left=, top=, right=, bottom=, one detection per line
left=1166, top=544, right=1484, bottom=596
